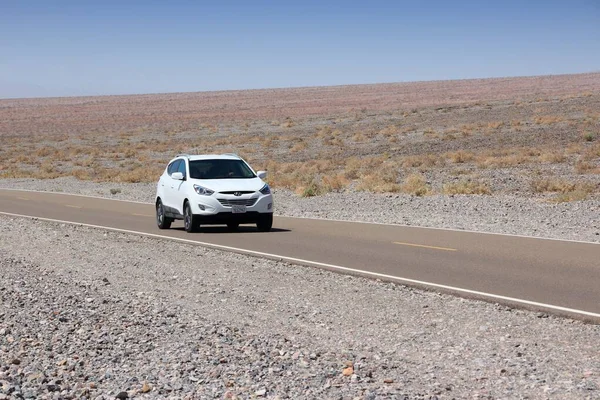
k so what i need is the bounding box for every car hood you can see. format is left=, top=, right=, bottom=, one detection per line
left=190, top=177, right=266, bottom=193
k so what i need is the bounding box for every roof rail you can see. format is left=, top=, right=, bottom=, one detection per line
left=176, top=153, right=191, bottom=158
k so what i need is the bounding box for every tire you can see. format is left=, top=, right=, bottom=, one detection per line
left=183, top=201, right=199, bottom=233
left=256, top=213, right=273, bottom=232
left=156, top=199, right=172, bottom=229
left=227, top=222, right=240, bottom=231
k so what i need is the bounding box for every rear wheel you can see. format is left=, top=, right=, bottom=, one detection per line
left=184, top=201, right=199, bottom=233
left=256, top=213, right=273, bottom=232
left=156, top=199, right=172, bottom=229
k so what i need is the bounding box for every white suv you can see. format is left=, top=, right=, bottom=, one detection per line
left=155, top=154, right=274, bottom=232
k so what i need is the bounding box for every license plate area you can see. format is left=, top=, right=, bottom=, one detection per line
left=231, top=204, right=247, bottom=214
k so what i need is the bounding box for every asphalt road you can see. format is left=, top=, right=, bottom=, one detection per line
left=1, top=189, right=599, bottom=320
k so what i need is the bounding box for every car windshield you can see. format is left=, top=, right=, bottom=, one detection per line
left=189, top=159, right=256, bottom=179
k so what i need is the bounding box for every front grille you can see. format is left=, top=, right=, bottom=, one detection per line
left=217, top=198, right=257, bottom=207
left=219, top=191, right=255, bottom=195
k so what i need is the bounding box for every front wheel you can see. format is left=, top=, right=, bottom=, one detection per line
left=156, top=199, right=172, bottom=229
left=256, top=213, right=273, bottom=232
left=184, top=202, right=199, bottom=233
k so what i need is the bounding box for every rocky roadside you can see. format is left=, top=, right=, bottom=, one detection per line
left=1, top=177, right=599, bottom=243
left=1, top=216, right=599, bottom=399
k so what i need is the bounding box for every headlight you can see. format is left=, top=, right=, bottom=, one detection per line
left=259, top=184, right=271, bottom=195
left=194, top=184, right=214, bottom=196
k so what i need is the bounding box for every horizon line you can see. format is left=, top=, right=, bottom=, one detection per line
left=2, top=70, right=599, bottom=101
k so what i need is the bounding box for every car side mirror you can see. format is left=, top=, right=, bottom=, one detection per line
left=257, top=170, right=267, bottom=179
left=172, top=172, right=184, bottom=180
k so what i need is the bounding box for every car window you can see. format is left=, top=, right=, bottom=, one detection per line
left=189, top=159, right=256, bottom=179
left=177, top=159, right=187, bottom=177
left=168, top=160, right=181, bottom=176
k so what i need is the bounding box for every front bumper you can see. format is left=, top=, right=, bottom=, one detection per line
left=189, top=193, right=274, bottom=216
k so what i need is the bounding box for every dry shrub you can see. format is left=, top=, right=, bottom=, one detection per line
left=401, top=154, right=444, bottom=169
left=0, top=167, right=31, bottom=179
left=343, top=157, right=363, bottom=179
left=35, top=147, right=53, bottom=157
left=32, top=165, right=62, bottom=179
left=316, top=126, right=333, bottom=138
left=401, top=174, right=430, bottom=196
left=582, top=132, right=597, bottom=142
left=575, top=160, right=600, bottom=174
left=443, top=180, right=491, bottom=195
left=532, top=178, right=597, bottom=202
left=356, top=161, right=400, bottom=193
left=297, top=180, right=324, bottom=197
left=304, top=159, right=335, bottom=174
left=13, top=154, right=34, bottom=164
left=442, top=133, right=457, bottom=141
left=122, top=148, right=136, bottom=158
left=290, top=141, right=307, bottom=153
left=72, top=168, right=92, bottom=180
left=423, top=128, right=439, bottom=138
left=74, top=157, right=95, bottom=168
left=476, top=147, right=566, bottom=168
left=447, top=151, right=475, bottom=164
left=351, top=132, right=367, bottom=142
left=581, top=143, right=600, bottom=161
left=295, top=173, right=350, bottom=197
left=487, top=121, right=504, bottom=130
left=521, top=148, right=541, bottom=157
left=530, top=177, right=595, bottom=195
left=552, top=190, right=595, bottom=203
left=260, top=137, right=275, bottom=147
left=534, top=115, right=564, bottom=125
left=444, top=128, right=461, bottom=136
left=460, top=124, right=477, bottom=137
left=476, top=152, right=527, bottom=168
left=323, top=137, right=345, bottom=147
left=343, top=156, right=386, bottom=179
left=380, top=125, right=399, bottom=137
left=266, top=159, right=339, bottom=193
left=111, top=166, right=163, bottom=183
left=281, top=119, right=295, bottom=128
left=539, top=151, right=566, bottom=163
left=321, top=174, right=349, bottom=192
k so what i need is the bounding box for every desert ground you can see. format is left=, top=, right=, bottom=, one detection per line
left=1, top=73, right=600, bottom=399
left=1, top=73, right=599, bottom=200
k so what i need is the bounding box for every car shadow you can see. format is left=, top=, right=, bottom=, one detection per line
left=171, top=226, right=290, bottom=234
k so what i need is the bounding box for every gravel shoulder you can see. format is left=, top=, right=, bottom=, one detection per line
left=1, top=215, right=599, bottom=399
left=1, top=177, right=599, bottom=243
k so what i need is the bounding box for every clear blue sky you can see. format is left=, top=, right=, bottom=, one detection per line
left=1, top=0, right=599, bottom=98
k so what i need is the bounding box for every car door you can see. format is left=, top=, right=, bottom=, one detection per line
left=172, top=158, right=188, bottom=215
left=162, top=159, right=180, bottom=212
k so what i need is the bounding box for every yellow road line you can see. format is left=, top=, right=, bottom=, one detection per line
left=65, top=204, right=82, bottom=209
left=393, top=241, right=457, bottom=252
left=132, top=213, right=153, bottom=217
